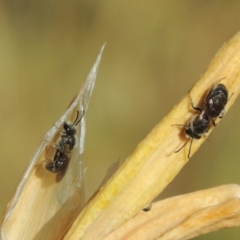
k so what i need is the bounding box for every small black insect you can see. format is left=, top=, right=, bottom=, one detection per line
left=45, top=110, right=84, bottom=174
left=45, top=151, right=69, bottom=174
left=173, top=93, right=211, bottom=159
left=204, top=83, right=228, bottom=126
left=59, top=110, right=84, bottom=153
left=173, top=80, right=229, bottom=159
left=174, top=111, right=210, bottom=159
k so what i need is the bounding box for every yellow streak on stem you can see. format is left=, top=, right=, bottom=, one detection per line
left=64, top=32, right=240, bottom=240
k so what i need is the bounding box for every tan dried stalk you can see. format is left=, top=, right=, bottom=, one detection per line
left=0, top=46, right=105, bottom=240
left=64, top=32, right=240, bottom=240
left=106, top=184, right=240, bottom=240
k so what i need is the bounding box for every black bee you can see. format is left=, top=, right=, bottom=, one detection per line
left=45, top=110, right=84, bottom=174
left=204, top=83, right=228, bottom=126
left=174, top=111, right=210, bottom=159
left=174, top=81, right=229, bottom=159
left=58, top=110, right=84, bottom=153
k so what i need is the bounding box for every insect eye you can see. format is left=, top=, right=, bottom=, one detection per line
left=64, top=122, right=70, bottom=130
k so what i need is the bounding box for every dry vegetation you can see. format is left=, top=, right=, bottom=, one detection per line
left=1, top=2, right=240, bottom=240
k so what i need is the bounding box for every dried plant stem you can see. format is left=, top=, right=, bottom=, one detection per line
left=64, top=32, right=240, bottom=240
left=0, top=45, right=105, bottom=240
left=105, top=184, right=240, bottom=240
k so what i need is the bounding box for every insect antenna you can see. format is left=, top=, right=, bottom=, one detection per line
left=72, top=110, right=79, bottom=126
left=75, top=110, right=85, bottom=125
left=72, top=110, right=85, bottom=126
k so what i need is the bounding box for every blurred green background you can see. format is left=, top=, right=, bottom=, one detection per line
left=1, top=1, right=240, bottom=239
